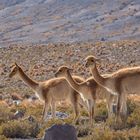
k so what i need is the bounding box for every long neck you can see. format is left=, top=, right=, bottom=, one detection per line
left=90, top=64, right=106, bottom=87
left=18, top=68, right=39, bottom=91
left=65, top=71, right=81, bottom=92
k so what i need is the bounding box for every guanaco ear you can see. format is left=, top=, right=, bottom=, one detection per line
left=14, top=62, right=19, bottom=67
left=10, top=63, right=16, bottom=68
left=10, top=64, right=15, bottom=69
left=15, top=62, right=17, bottom=66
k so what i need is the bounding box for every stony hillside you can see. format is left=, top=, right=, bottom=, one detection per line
left=0, top=40, right=140, bottom=99
left=0, top=0, right=140, bottom=47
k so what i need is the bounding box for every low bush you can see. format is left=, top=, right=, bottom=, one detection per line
left=0, top=135, right=8, bottom=140
left=0, top=98, right=140, bottom=139
left=0, top=106, right=14, bottom=124
left=127, top=106, right=140, bottom=127
left=95, top=102, right=108, bottom=122
left=0, top=119, right=39, bottom=138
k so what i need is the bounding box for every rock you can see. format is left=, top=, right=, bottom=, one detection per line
left=13, top=100, right=21, bottom=105
left=27, top=115, right=36, bottom=122
left=44, top=124, right=77, bottom=140
left=23, top=94, right=31, bottom=99
left=101, top=37, right=106, bottom=41
left=31, top=95, right=38, bottom=101
left=24, top=115, right=36, bottom=123
left=14, top=110, right=25, bottom=120
left=47, top=111, right=69, bottom=119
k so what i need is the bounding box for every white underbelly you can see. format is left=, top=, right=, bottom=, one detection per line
left=106, top=88, right=118, bottom=95
left=79, top=92, right=93, bottom=101
left=79, top=92, right=87, bottom=102
left=35, top=92, right=44, bottom=101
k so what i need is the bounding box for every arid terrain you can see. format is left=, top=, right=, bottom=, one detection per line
left=0, top=41, right=140, bottom=140
left=0, top=40, right=140, bottom=98
left=0, top=0, right=140, bottom=140
left=0, top=0, right=140, bottom=47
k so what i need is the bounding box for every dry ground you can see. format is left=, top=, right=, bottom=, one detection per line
left=0, top=40, right=140, bottom=139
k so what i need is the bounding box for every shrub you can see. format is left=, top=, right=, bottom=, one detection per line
left=0, top=119, right=39, bottom=138
left=95, top=102, right=108, bottom=122
left=127, top=106, right=140, bottom=127
left=77, top=124, right=91, bottom=137
left=0, top=135, right=8, bottom=140
left=79, top=126, right=140, bottom=140
left=0, top=106, right=14, bottom=124
left=127, top=99, right=137, bottom=115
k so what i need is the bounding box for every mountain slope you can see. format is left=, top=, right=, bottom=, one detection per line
left=0, top=0, right=140, bottom=47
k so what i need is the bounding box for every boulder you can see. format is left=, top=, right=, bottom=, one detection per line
left=47, top=111, right=69, bottom=119
left=44, top=124, right=77, bottom=140
left=14, top=110, right=24, bottom=120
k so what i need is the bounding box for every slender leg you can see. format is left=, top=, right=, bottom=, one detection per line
left=116, top=93, right=125, bottom=123
left=106, top=94, right=115, bottom=119
left=51, top=100, right=56, bottom=119
left=42, top=102, right=45, bottom=120
left=91, top=100, right=95, bottom=121
left=106, top=94, right=111, bottom=118
left=78, top=95, right=88, bottom=110
left=73, top=102, right=79, bottom=123
left=70, top=93, right=79, bottom=123
left=43, top=100, right=50, bottom=121
left=116, top=93, right=121, bottom=123
left=120, top=94, right=127, bottom=124
left=87, top=99, right=94, bottom=126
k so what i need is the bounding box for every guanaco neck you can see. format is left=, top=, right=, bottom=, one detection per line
left=65, top=70, right=82, bottom=92
left=90, top=64, right=106, bottom=87
left=18, top=67, right=39, bottom=91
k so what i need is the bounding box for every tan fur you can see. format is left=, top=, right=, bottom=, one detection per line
left=55, top=66, right=115, bottom=125
left=85, top=55, right=140, bottom=122
left=9, top=63, right=85, bottom=122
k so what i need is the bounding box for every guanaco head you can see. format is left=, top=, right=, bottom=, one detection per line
left=9, top=63, right=20, bottom=78
left=85, top=55, right=100, bottom=68
left=55, top=66, right=73, bottom=77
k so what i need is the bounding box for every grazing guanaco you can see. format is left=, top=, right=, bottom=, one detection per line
left=55, top=66, right=116, bottom=125
left=9, top=63, right=86, bottom=122
left=85, top=55, right=140, bottom=122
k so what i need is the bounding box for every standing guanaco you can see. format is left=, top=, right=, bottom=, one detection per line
left=85, top=55, right=140, bottom=122
left=9, top=63, right=86, bottom=122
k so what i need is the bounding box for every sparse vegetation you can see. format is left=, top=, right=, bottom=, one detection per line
left=0, top=97, right=140, bottom=139
left=0, top=120, right=39, bottom=138
left=0, top=106, right=14, bottom=124
left=0, top=41, right=140, bottom=139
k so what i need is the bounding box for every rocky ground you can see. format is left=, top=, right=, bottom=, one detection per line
left=0, top=0, right=140, bottom=47
left=0, top=40, right=140, bottom=99
left=0, top=40, right=140, bottom=140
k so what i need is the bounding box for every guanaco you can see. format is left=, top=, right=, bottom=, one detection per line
left=9, top=63, right=86, bottom=122
left=85, top=55, right=140, bottom=122
left=55, top=66, right=116, bottom=125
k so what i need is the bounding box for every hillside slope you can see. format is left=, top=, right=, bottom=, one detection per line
left=0, top=0, right=140, bottom=47
left=0, top=40, right=140, bottom=98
